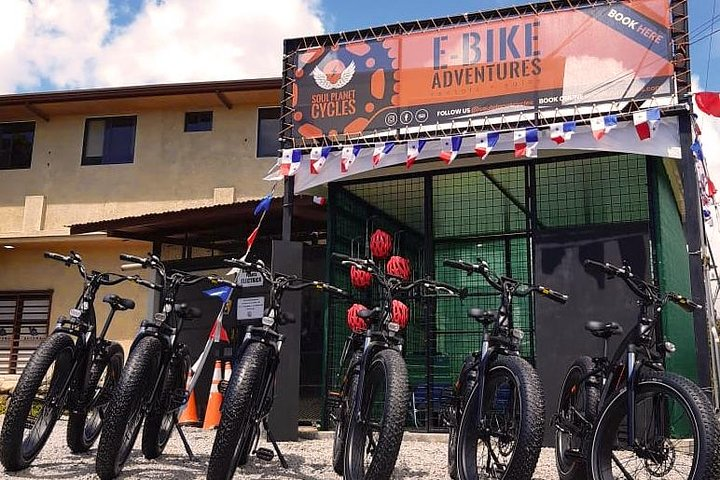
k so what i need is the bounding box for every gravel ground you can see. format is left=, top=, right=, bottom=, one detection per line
left=0, top=418, right=561, bottom=479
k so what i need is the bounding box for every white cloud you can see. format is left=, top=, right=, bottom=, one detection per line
left=0, top=0, right=324, bottom=93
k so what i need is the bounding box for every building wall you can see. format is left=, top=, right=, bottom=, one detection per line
left=0, top=99, right=278, bottom=236
left=0, top=240, right=153, bottom=361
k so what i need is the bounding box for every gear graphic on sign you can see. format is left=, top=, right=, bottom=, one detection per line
left=312, top=60, right=356, bottom=90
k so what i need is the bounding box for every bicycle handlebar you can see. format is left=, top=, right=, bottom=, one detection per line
left=535, top=286, right=569, bottom=304
left=120, top=263, right=144, bottom=271
left=119, top=253, right=148, bottom=266
left=667, top=292, right=703, bottom=313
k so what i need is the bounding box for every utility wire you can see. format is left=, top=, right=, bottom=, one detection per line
left=706, top=0, right=718, bottom=90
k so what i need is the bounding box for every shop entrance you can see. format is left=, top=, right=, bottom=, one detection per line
left=323, top=153, right=655, bottom=432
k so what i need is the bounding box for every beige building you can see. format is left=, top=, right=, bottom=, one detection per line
left=0, top=79, right=284, bottom=378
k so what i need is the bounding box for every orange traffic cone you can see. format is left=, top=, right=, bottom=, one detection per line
left=203, top=360, right=223, bottom=429
left=224, top=361, right=232, bottom=381
left=178, top=369, right=201, bottom=427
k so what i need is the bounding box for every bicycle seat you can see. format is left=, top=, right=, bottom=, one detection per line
left=585, top=321, right=623, bottom=339
left=103, top=294, right=135, bottom=311
left=468, top=308, right=497, bottom=325
left=174, top=303, right=202, bottom=319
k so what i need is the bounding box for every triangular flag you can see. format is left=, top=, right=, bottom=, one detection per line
left=633, top=108, right=661, bottom=141
left=406, top=139, right=426, bottom=169
left=590, top=115, right=618, bottom=140
left=549, top=121, right=576, bottom=145
left=246, top=225, right=260, bottom=249
left=709, top=178, right=717, bottom=198
left=313, top=196, right=327, bottom=206
left=514, top=128, right=539, bottom=158
left=203, top=285, right=233, bottom=303
left=253, top=194, right=272, bottom=216
left=310, top=146, right=332, bottom=174
left=263, top=160, right=283, bottom=181
left=372, top=142, right=395, bottom=166
left=696, top=92, right=720, bottom=117
left=439, top=136, right=462, bottom=164
left=209, top=321, right=230, bottom=343
left=279, top=148, right=302, bottom=177
left=691, top=139, right=705, bottom=162
left=475, top=132, right=500, bottom=159
left=341, top=145, right=362, bottom=173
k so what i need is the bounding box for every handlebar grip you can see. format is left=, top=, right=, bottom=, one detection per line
left=44, top=251, right=70, bottom=263
left=120, top=253, right=146, bottom=265
left=538, top=286, right=569, bottom=304
left=134, top=278, right=158, bottom=290
left=669, top=293, right=703, bottom=313
left=332, top=253, right=351, bottom=262
left=120, top=263, right=144, bottom=271
left=443, top=259, right=475, bottom=273
left=583, top=259, right=607, bottom=272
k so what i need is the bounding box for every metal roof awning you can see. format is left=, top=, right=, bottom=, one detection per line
left=70, top=196, right=325, bottom=251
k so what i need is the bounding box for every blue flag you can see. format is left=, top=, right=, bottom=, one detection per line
left=691, top=139, right=705, bottom=162
left=203, top=285, right=233, bottom=302
left=253, top=194, right=273, bottom=216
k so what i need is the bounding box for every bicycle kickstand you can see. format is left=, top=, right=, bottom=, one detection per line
left=175, top=423, right=196, bottom=461
left=263, top=419, right=288, bottom=469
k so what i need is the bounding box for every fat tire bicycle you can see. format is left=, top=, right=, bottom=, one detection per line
left=95, top=253, right=207, bottom=480
left=206, top=257, right=349, bottom=480
left=0, top=251, right=132, bottom=471
left=331, top=253, right=464, bottom=480
left=443, top=257, right=567, bottom=480
left=554, top=259, right=720, bottom=480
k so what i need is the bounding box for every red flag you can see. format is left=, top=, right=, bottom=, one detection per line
left=246, top=225, right=260, bottom=249
left=709, top=178, right=717, bottom=198
left=209, top=322, right=229, bottom=342
left=695, top=92, right=720, bottom=117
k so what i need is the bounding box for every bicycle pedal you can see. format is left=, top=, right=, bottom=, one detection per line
left=255, top=447, right=274, bottom=461
left=218, top=380, right=228, bottom=395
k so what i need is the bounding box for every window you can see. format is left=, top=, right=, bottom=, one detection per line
left=0, top=292, right=52, bottom=374
left=82, top=116, right=137, bottom=165
left=0, top=122, right=35, bottom=170
left=257, top=107, right=280, bottom=158
left=185, top=111, right=213, bottom=132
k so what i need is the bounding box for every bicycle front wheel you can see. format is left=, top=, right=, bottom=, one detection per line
left=456, top=355, right=545, bottom=480
left=95, top=336, right=161, bottom=480
left=590, top=371, right=720, bottom=480
left=207, top=341, right=273, bottom=480
left=0, top=333, right=74, bottom=471
left=345, top=348, right=409, bottom=480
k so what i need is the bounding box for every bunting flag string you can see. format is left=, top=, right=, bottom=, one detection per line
left=263, top=108, right=676, bottom=182
left=243, top=181, right=279, bottom=260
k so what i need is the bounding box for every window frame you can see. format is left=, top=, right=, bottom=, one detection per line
left=256, top=106, right=281, bottom=159
left=81, top=115, right=137, bottom=166
left=184, top=111, right=214, bottom=133
left=0, top=121, right=36, bottom=170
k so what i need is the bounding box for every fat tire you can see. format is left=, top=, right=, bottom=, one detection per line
left=141, top=345, right=189, bottom=459
left=554, top=355, right=598, bottom=480
left=449, top=356, right=476, bottom=480
left=95, top=336, right=161, bottom=480
left=345, top=348, right=409, bottom=480
left=456, top=355, right=545, bottom=480
left=67, top=342, right=124, bottom=453
left=0, top=333, right=74, bottom=471
left=590, top=370, right=720, bottom=480
left=207, top=341, right=272, bottom=480
left=332, top=366, right=358, bottom=475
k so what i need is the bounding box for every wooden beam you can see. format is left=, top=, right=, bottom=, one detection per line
left=215, top=90, right=233, bottom=110
left=24, top=103, right=49, bottom=122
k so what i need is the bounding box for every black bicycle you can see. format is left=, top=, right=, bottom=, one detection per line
left=554, top=260, right=720, bottom=480
left=95, top=253, right=207, bottom=480
left=330, top=253, right=464, bottom=480
left=206, top=257, right=349, bottom=480
left=443, top=257, right=567, bottom=480
left=0, top=251, right=132, bottom=471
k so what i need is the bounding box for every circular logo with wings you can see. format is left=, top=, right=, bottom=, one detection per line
left=312, top=60, right=356, bottom=90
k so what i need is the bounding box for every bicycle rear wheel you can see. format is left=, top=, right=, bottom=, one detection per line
left=67, top=342, right=124, bottom=453
left=344, top=349, right=409, bottom=480
left=0, top=333, right=74, bottom=471
left=590, top=371, right=720, bottom=480
left=456, top=355, right=545, bottom=480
